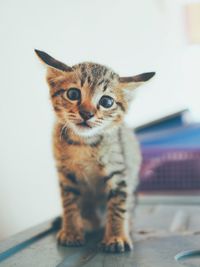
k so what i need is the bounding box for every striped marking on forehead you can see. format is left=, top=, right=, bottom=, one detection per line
left=73, top=62, right=119, bottom=91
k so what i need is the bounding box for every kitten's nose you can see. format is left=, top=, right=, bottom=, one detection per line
left=79, top=110, right=94, bottom=121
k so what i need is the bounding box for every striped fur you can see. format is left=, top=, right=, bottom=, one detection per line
left=35, top=50, right=155, bottom=253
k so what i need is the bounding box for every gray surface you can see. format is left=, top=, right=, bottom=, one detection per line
left=1, top=203, right=200, bottom=267
left=138, top=195, right=200, bottom=205
left=0, top=220, right=53, bottom=254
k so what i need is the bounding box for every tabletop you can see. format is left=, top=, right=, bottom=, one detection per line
left=1, top=196, right=200, bottom=267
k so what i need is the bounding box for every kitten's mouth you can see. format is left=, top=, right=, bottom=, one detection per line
left=77, top=121, right=92, bottom=128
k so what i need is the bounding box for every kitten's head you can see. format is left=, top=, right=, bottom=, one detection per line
left=35, top=50, right=155, bottom=138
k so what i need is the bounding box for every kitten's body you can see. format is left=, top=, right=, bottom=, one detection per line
left=35, top=50, right=155, bottom=253
left=54, top=123, right=141, bottom=231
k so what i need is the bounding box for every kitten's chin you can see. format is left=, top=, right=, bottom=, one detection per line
left=69, top=123, right=105, bottom=138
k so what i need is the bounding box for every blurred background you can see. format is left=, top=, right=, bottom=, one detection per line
left=1, top=0, right=200, bottom=240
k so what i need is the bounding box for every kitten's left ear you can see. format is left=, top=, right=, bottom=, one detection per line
left=119, top=72, right=155, bottom=90
left=34, top=49, right=73, bottom=72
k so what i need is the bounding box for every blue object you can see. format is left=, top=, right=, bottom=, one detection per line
left=138, top=124, right=200, bottom=148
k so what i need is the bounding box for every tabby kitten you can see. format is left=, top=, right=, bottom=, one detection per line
left=35, top=49, right=155, bottom=253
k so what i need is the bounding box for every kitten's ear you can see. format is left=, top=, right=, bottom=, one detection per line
left=34, top=49, right=73, bottom=72
left=119, top=72, right=155, bottom=90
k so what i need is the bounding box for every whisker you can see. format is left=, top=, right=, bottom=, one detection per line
left=94, top=121, right=102, bottom=125
left=68, top=117, right=76, bottom=120
left=60, top=122, right=68, bottom=141
left=93, top=122, right=102, bottom=126
left=68, top=113, right=76, bottom=118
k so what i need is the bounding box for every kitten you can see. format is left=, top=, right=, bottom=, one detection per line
left=35, top=50, right=155, bottom=253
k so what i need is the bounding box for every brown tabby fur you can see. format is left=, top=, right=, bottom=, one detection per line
left=35, top=50, right=155, bottom=253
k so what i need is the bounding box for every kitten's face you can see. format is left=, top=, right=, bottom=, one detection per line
left=48, top=63, right=127, bottom=137
left=35, top=50, right=155, bottom=138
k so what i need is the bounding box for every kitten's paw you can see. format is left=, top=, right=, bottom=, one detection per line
left=57, top=229, right=85, bottom=247
left=101, top=236, right=133, bottom=253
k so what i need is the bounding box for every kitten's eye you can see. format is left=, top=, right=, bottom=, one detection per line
left=99, top=96, right=114, bottom=108
left=66, top=88, right=81, bottom=101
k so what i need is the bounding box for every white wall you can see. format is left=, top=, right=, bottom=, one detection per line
left=1, top=0, right=200, bottom=240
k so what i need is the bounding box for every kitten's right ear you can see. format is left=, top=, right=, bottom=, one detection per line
left=34, top=49, right=73, bottom=72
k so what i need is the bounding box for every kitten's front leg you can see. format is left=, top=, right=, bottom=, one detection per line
left=102, top=178, right=133, bottom=253
left=57, top=172, right=84, bottom=246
